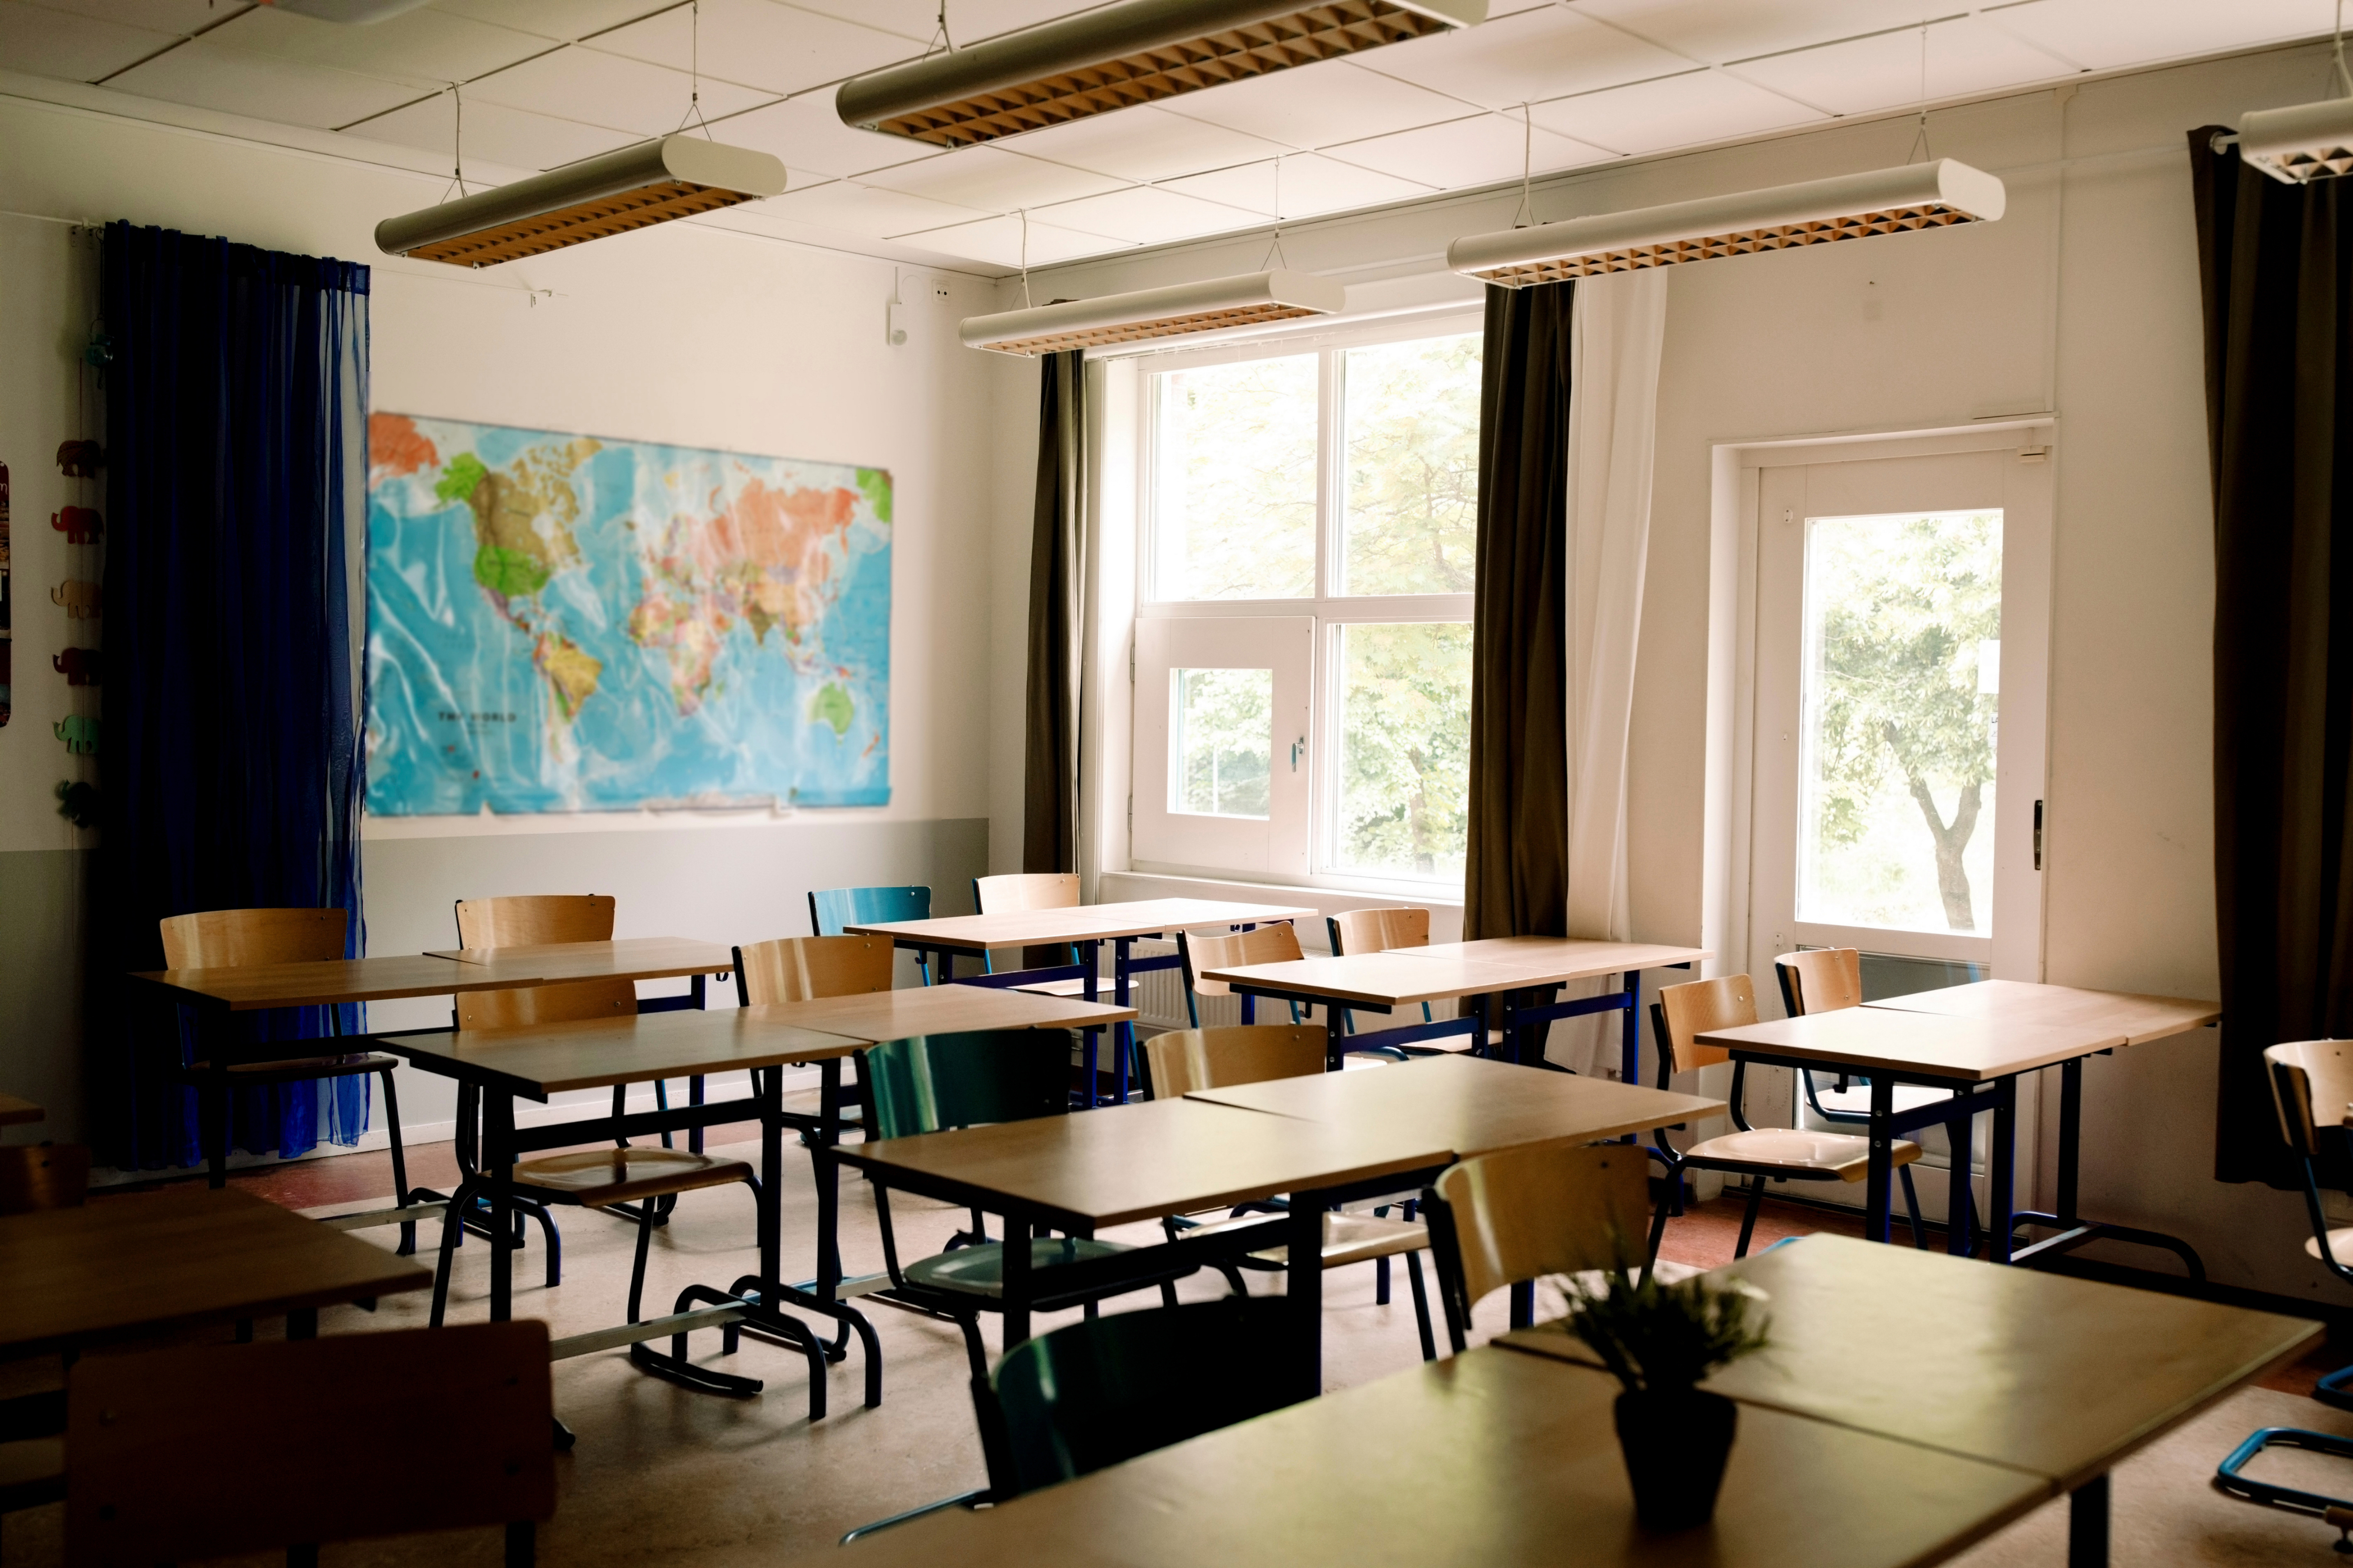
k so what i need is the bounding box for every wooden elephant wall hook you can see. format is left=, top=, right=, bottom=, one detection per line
left=52, top=506, right=102, bottom=544
left=53, top=647, right=101, bottom=685
left=54, top=715, right=99, bottom=755
left=55, top=440, right=104, bottom=477
left=52, top=580, right=101, bottom=618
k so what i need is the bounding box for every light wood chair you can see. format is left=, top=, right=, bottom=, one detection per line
left=1648, top=973, right=1925, bottom=1258
left=0, top=1144, right=89, bottom=1216
left=1422, top=1142, right=1655, bottom=1353
left=1176, top=923, right=1305, bottom=1028
left=159, top=908, right=418, bottom=1252
left=1326, top=906, right=1488, bottom=1055
left=734, top=935, right=894, bottom=1003
left=1143, top=1026, right=1436, bottom=1361
left=972, top=872, right=1089, bottom=992
left=68, top=1321, right=553, bottom=1566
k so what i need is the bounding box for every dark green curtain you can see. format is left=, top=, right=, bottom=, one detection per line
left=1023, top=349, right=1086, bottom=879
left=1463, top=281, right=1574, bottom=941
left=2191, top=129, right=2353, bottom=1189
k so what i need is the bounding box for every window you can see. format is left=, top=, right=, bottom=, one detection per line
left=1132, top=320, right=1481, bottom=888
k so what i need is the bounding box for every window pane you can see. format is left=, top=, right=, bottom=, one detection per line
left=1798, top=510, right=2003, bottom=935
left=1332, top=623, right=1470, bottom=879
left=1172, top=667, right=1272, bottom=819
left=1154, top=356, right=1317, bottom=600
left=1339, top=333, right=1480, bottom=596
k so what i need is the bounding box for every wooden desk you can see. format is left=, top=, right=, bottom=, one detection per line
left=839, top=1096, right=1451, bottom=1398
left=128, top=952, right=531, bottom=1012
left=1501, top=1234, right=2318, bottom=1564
left=421, top=936, right=736, bottom=991
left=826, top=1346, right=2047, bottom=1568
left=745, top=986, right=1135, bottom=1042
left=0, top=1095, right=42, bottom=1129
left=0, top=1188, right=428, bottom=1358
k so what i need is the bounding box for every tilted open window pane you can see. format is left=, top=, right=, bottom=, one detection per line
left=1153, top=355, right=1317, bottom=600
left=1339, top=333, right=1481, bottom=596
left=1331, top=622, right=1471, bottom=879
left=1172, top=666, right=1274, bottom=819
left=1798, top=509, right=2003, bottom=935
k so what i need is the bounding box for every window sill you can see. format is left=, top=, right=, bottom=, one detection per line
left=1098, top=870, right=1465, bottom=947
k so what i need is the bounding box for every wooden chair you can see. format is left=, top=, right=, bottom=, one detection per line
left=1647, top=973, right=1926, bottom=1259
left=734, top=935, right=894, bottom=1004
left=809, top=885, right=931, bottom=980
left=160, top=908, right=418, bottom=1253
left=1176, top=923, right=1305, bottom=1028
left=1327, top=906, right=1488, bottom=1055
left=973, top=872, right=1088, bottom=991
left=1421, top=1142, right=1655, bottom=1353
left=1143, top=1026, right=1436, bottom=1361
left=67, top=1321, right=552, bottom=1566
left=0, top=1146, right=88, bottom=1544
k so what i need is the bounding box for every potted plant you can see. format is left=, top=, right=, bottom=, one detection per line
left=1561, top=1267, right=1771, bottom=1531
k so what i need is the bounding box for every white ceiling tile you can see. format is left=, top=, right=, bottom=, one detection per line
left=999, top=104, right=1289, bottom=182
left=105, top=37, right=425, bottom=126
left=1323, top=111, right=1610, bottom=191
left=1731, top=15, right=2079, bottom=117
left=1531, top=66, right=1820, bottom=155
left=1158, top=152, right=1434, bottom=219
left=1982, top=0, right=2335, bottom=71
left=860, top=144, right=1126, bottom=209
left=1355, top=5, right=1692, bottom=109
left=1568, top=1, right=1916, bottom=66
left=25, top=0, right=249, bottom=36
left=201, top=5, right=546, bottom=85
left=351, top=89, right=638, bottom=168
left=708, top=90, right=939, bottom=178
left=0, top=0, right=176, bottom=79
left=1029, top=183, right=1261, bottom=244
left=890, top=210, right=1130, bottom=267
left=425, top=0, right=674, bottom=45
left=469, top=43, right=774, bottom=136
left=765, top=178, right=992, bottom=236
left=588, top=0, right=916, bottom=98
left=1162, top=58, right=1480, bottom=150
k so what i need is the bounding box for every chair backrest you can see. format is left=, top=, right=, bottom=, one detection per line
left=0, top=1145, right=91, bottom=1215
left=1429, top=1143, right=1653, bottom=1316
left=808, top=885, right=931, bottom=936
left=158, top=909, right=345, bottom=969
left=1325, top=907, right=1431, bottom=957
left=980, top=1296, right=1300, bottom=1498
left=1649, top=974, right=1758, bottom=1076
left=68, top=1320, right=552, bottom=1564
left=453, top=894, right=614, bottom=948
left=2265, top=1040, right=2353, bottom=1160
left=1774, top=948, right=1862, bottom=1016
left=861, top=1031, right=1072, bottom=1139
left=735, top=935, right=894, bottom=1005
left=1144, top=1025, right=1325, bottom=1099
left=972, top=873, right=1080, bottom=914
left=456, top=979, right=635, bottom=1031
left=1178, top=923, right=1302, bottom=1000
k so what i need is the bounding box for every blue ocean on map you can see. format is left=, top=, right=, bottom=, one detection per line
left=365, top=414, right=890, bottom=814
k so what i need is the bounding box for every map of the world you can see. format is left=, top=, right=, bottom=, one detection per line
left=365, top=414, right=890, bottom=814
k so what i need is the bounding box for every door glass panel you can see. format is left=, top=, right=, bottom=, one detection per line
left=1798, top=509, right=2003, bottom=935
left=1338, top=333, right=1481, bottom=596
left=1330, top=622, right=1472, bottom=879
left=1171, top=667, right=1273, bottom=819
left=1153, top=356, right=1317, bottom=600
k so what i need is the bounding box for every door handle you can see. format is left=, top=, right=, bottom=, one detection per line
left=1289, top=735, right=1305, bottom=771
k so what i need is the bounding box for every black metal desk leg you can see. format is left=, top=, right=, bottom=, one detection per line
left=1288, top=1196, right=1324, bottom=1402
left=761, top=1065, right=785, bottom=1291
left=1865, top=1079, right=1895, bottom=1243
left=1946, top=1105, right=1975, bottom=1257
left=1001, top=1212, right=1031, bottom=1349
left=202, top=1009, right=232, bottom=1190
left=1621, top=971, right=1641, bottom=1084
left=811, top=1061, right=841, bottom=1299
left=1989, top=1075, right=2017, bottom=1265
left=486, top=1094, right=516, bottom=1322
left=2054, top=1057, right=2083, bottom=1226
left=2067, top=1473, right=2109, bottom=1567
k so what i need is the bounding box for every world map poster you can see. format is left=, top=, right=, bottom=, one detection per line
left=365, top=414, right=890, bottom=814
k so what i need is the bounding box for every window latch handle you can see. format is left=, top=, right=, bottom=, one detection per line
left=1290, top=736, right=1305, bottom=771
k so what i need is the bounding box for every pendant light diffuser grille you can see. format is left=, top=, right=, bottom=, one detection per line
left=961, top=270, right=1348, bottom=356
left=2238, top=98, right=2353, bottom=184
left=1449, top=160, right=2007, bottom=288
left=839, top=0, right=1482, bottom=151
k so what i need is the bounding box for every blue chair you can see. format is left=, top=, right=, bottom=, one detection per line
left=808, top=885, right=932, bottom=981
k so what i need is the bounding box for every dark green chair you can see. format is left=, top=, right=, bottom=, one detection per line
left=862, top=1031, right=1201, bottom=1382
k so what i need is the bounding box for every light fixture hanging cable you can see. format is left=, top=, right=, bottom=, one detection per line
left=2336, top=0, right=2352, bottom=98
left=441, top=84, right=468, bottom=202
left=925, top=0, right=955, bottom=59
left=1513, top=101, right=1534, bottom=227
left=1019, top=208, right=1032, bottom=308
left=677, top=0, right=711, bottom=137
left=1906, top=15, right=1931, bottom=164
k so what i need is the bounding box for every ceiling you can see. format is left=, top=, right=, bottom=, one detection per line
left=2, top=0, right=2338, bottom=271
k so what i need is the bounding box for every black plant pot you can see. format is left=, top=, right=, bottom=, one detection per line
left=1614, top=1387, right=1737, bottom=1531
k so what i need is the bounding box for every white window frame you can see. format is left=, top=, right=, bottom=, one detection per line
left=1128, top=310, right=1482, bottom=895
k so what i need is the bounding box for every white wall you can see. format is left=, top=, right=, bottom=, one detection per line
left=0, top=91, right=1005, bottom=1157
left=998, top=41, right=2342, bottom=1300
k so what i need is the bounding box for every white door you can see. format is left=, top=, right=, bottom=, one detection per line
left=1133, top=615, right=1313, bottom=879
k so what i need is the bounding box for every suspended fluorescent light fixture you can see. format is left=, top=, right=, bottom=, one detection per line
left=960, top=269, right=1347, bottom=355
left=2235, top=97, right=2353, bottom=182
left=838, top=0, right=1485, bottom=151
left=1448, top=159, right=2007, bottom=288
left=256, top=0, right=431, bottom=19
left=375, top=135, right=786, bottom=268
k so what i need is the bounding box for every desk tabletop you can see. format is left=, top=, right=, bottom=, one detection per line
left=1500, top=1233, right=2318, bottom=1492
left=1204, top=951, right=1532, bottom=1006
left=826, top=1346, right=2047, bottom=1568
left=418, top=936, right=736, bottom=984
left=839, top=1096, right=1450, bottom=1228
left=1695, top=1007, right=2121, bottom=1082
left=1398, top=938, right=1714, bottom=986
left=0, top=1094, right=42, bottom=1127
left=1185, top=1056, right=1720, bottom=1158
left=0, top=1188, right=430, bottom=1359
left=1864, top=979, right=2219, bottom=1047
left=380, top=1007, right=866, bottom=1099
left=129, top=952, right=539, bottom=1012
left=845, top=897, right=1317, bottom=952
left=747, top=986, right=1135, bottom=1040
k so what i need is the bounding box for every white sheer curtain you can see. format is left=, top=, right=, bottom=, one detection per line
left=1545, top=269, right=1670, bottom=1077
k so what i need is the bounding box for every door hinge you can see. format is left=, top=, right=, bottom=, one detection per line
left=2032, top=798, right=2044, bottom=870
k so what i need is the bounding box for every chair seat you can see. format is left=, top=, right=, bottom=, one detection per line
left=513, top=1148, right=752, bottom=1208
left=1182, top=1210, right=1429, bottom=1269
left=183, top=1052, right=399, bottom=1082
left=902, top=1236, right=1135, bottom=1299
left=1012, top=978, right=1095, bottom=997
left=1814, top=1082, right=1959, bottom=1118
left=1681, top=1128, right=1922, bottom=1182
left=2306, top=1228, right=2353, bottom=1265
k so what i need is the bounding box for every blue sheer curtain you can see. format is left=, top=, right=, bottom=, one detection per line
left=95, top=222, right=370, bottom=1171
